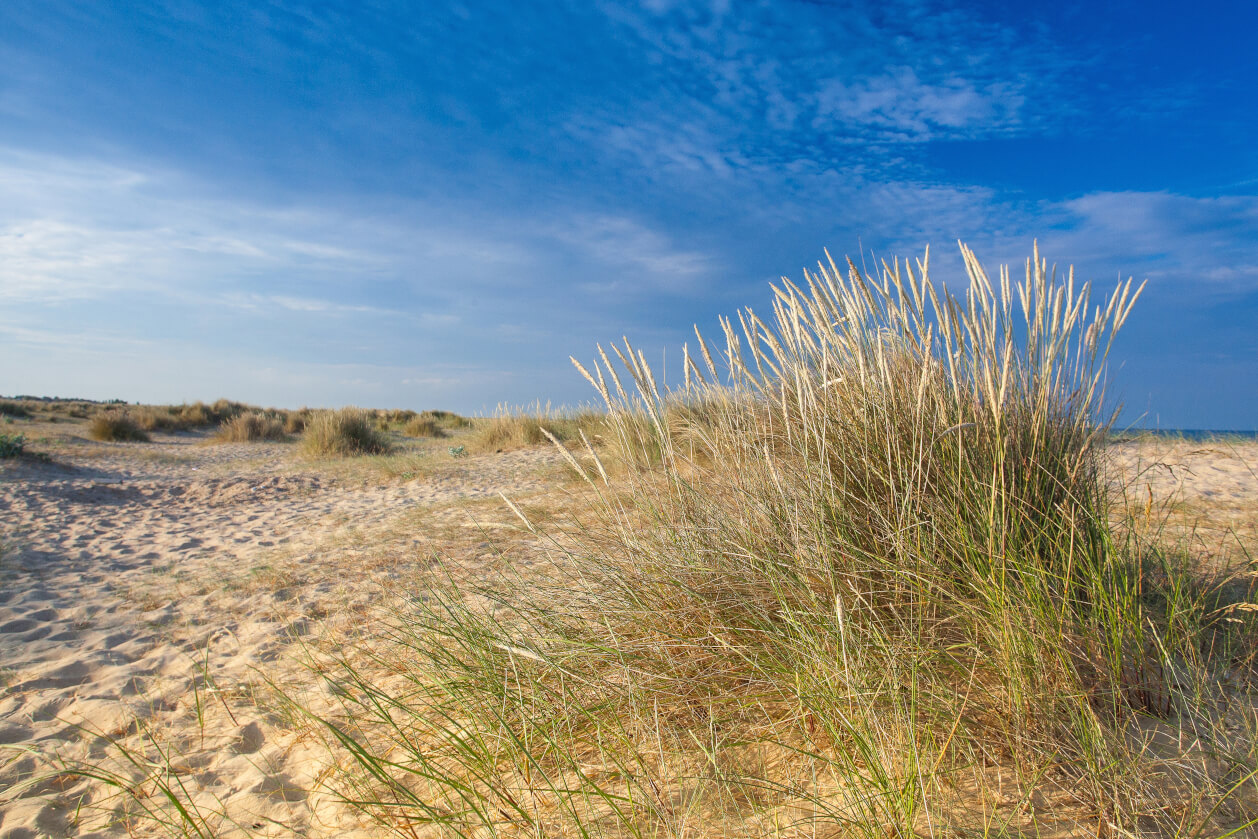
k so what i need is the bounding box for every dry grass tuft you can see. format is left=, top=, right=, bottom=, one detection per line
left=284, top=408, right=311, bottom=434
left=0, top=399, right=32, bottom=418
left=300, top=407, right=393, bottom=457
left=402, top=416, right=446, bottom=438
left=287, top=245, right=1257, bottom=836
left=466, top=406, right=604, bottom=453
left=87, top=412, right=151, bottom=442
left=213, top=411, right=288, bottom=443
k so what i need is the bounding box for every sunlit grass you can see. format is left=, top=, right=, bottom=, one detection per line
left=300, top=407, right=393, bottom=457
left=59, top=244, right=1258, bottom=837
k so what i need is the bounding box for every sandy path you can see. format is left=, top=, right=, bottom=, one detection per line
left=0, top=430, right=562, bottom=838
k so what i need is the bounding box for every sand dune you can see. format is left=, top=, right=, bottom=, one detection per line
left=1, top=424, right=1254, bottom=837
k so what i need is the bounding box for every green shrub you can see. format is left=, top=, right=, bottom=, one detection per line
left=300, top=408, right=392, bottom=457
left=87, top=412, right=150, bottom=442
left=422, top=409, right=470, bottom=429
left=387, top=409, right=419, bottom=425
left=0, top=433, right=24, bottom=457
left=214, top=412, right=287, bottom=442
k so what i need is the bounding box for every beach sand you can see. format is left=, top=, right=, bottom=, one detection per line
left=0, top=419, right=566, bottom=837
left=1, top=419, right=1254, bottom=837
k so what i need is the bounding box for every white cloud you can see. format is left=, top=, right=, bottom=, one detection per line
left=549, top=214, right=712, bottom=288
left=813, top=68, right=1020, bottom=139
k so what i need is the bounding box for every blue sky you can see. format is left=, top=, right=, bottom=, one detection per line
left=1, top=1, right=1255, bottom=428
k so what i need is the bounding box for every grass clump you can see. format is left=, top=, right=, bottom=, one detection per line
left=87, top=412, right=150, bottom=442
left=213, top=411, right=287, bottom=443
left=467, top=405, right=603, bottom=453
left=0, top=433, right=24, bottom=457
left=0, top=399, right=31, bottom=418
left=77, top=245, right=1258, bottom=837
left=402, top=415, right=446, bottom=438
left=283, top=408, right=311, bottom=434
left=300, top=407, right=392, bottom=457
left=284, top=245, right=1258, bottom=837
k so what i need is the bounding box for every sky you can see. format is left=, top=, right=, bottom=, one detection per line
left=1, top=1, right=1256, bottom=428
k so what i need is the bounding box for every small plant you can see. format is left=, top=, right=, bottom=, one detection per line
left=87, top=412, right=150, bottom=442
left=0, top=433, right=24, bottom=457
left=300, top=407, right=392, bottom=457
left=213, top=412, right=287, bottom=442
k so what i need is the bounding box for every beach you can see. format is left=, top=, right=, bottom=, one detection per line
left=1, top=413, right=566, bottom=837
left=1, top=411, right=1255, bottom=837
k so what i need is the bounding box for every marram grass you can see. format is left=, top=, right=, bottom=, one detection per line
left=74, top=244, right=1258, bottom=837
left=300, top=407, right=392, bottom=457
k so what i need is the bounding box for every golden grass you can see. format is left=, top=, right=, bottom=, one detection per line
left=86, top=412, right=151, bottom=442
left=402, top=415, right=446, bottom=438
left=213, top=411, right=288, bottom=443
left=64, top=245, right=1258, bottom=838
left=283, top=244, right=1257, bottom=837
left=465, top=405, right=605, bottom=453
left=299, top=407, right=393, bottom=457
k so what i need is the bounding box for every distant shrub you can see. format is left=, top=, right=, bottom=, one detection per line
left=176, top=403, right=212, bottom=427
left=131, top=405, right=181, bottom=432
left=467, top=408, right=603, bottom=453
left=88, top=412, right=150, bottom=442
left=0, top=433, right=24, bottom=458
left=0, top=400, right=31, bottom=419
left=403, top=416, right=446, bottom=438
left=208, top=398, right=250, bottom=423
left=214, top=412, right=287, bottom=443
left=284, top=409, right=311, bottom=435
left=387, top=409, right=419, bottom=425
left=424, top=409, right=470, bottom=429
left=300, top=408, right=392, bottom=457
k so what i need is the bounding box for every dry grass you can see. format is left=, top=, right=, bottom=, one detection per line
left=213, top=411, right=288, bottom=443
left=67, top=245, right=1258, bottom=838
left=299, top=407, right=393, bottom=457
left=284, top=244, right=1257, bottom=838
left=466, top=405, right=605, bottom=453
left=86, top=412, right=151, bottom=442
left=402, top=416, right=446, bottom=438
left=0, top=399, right=31, bottom=419
left=283, top=408, right=312, bottom=434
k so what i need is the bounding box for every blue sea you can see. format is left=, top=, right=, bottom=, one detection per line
left=1118, top=429, right=1258, bottom=441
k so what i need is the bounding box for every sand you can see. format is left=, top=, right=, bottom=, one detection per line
left=1, top=422, right=1254, bottom=837
left=1106, top=435, right=1258, bottom=566
left=1, top=424, right=564, bottom=837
